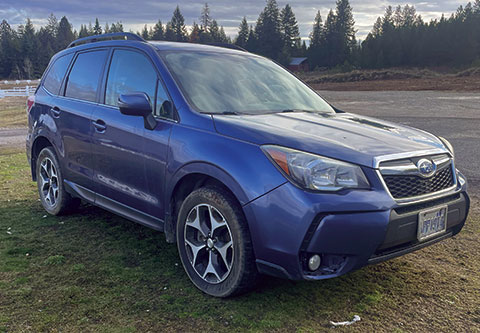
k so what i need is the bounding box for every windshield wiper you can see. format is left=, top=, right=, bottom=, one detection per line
left=280, top=109, right=313, bottom=113
left=219, top=111, right=241, bottom=115
left=201, top=111, right=242, bottom=115
left=279, top=109, right=332, bottom=114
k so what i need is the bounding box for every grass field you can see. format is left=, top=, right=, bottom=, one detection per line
left=0, top=149, right=479, bottom=332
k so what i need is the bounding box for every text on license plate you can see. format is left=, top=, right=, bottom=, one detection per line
left=417, top=206, right=448, bottom=241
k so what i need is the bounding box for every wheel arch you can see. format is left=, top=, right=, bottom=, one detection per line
left=30, top=136, right=55, bottom=181
left=164, top=162, right=249, bottom=244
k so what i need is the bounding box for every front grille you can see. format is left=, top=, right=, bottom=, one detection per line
left=383, top=166, right=454, bottom=199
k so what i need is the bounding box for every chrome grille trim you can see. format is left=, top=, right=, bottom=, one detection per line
left=377, top=153, right=458, bottom=204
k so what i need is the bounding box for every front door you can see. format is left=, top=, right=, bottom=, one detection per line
left=91, top=48, right=171, bottom=216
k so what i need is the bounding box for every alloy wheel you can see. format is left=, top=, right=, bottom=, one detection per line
left=183, top=204, right=234, bottom=284
left=39, top=157, right=59, bottom=207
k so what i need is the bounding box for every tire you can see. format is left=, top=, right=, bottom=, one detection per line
left=36, top=147, right=80, bottom=215
left=176, top=186, right=258, bottom=297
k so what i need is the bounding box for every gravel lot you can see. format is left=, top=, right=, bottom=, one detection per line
left=321, top=90, right=480, bottom=194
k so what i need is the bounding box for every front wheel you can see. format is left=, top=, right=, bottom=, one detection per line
left=176, top=186, right=258, bottom=297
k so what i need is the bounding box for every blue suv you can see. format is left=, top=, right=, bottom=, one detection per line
left=26, top=33, right=469, bottom=297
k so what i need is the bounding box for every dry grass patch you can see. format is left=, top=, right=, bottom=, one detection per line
left=0, top=97, right=28, bottom=128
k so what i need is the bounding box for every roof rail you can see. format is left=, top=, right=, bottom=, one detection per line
left=207, top=43, right=247, bottom=52
left=68, top=32, right=145, bottom=48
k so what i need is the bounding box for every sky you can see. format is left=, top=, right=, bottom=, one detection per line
left=0, top=0, right=470, bottom=41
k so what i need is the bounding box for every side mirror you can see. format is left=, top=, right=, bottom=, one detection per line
left=118, top=93, right=156, bottom=130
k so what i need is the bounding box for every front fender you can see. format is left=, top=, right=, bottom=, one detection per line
left=166, top=124, right=287, bottom=207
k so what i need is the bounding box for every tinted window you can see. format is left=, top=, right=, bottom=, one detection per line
left=65, top=50, right=108, bottom=102
left=105, top=50, right=157, bottom=109
left=43, top=53, right=73, bottom=95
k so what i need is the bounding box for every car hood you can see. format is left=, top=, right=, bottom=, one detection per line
left=212, top=112, right=447, bottom=168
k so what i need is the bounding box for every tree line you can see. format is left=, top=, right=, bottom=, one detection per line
left=0, top=0, right=479, bottom=79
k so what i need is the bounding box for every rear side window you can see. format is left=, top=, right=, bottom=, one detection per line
left=43, top=53, right=73, bottom=95
left=65, top=50, right=108, bottom=102
left=105, top=49, right=157, bottom=108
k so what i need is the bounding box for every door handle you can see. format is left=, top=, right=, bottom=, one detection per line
left=50, top=106, right=61, bottom=118
left=93, top=119, right=107, bottom=132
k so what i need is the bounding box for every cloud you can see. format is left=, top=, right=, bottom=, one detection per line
left=1, top=0, right=468, bottom=40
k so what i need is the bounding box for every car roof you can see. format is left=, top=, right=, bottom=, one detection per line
left=51, top=38, right=253, bottom=67
left=148, top=41, right=248, bottom=55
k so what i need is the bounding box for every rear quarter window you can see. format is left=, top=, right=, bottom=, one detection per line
left=65, top=49, right=108, bottom=102
left=43, top=53, right=74, bottom=95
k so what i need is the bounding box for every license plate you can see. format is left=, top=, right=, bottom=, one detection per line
left=417, top=206, right=448, bottom=241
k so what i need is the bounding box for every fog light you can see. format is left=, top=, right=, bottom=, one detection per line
left=308, top=254, right=321, bottom=271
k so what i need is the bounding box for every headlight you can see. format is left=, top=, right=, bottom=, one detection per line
left=262, top=145, right=370, bottom=191
left=438, top=136, right=454, bottom=158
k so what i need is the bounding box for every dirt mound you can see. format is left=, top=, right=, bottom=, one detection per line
left=302, top=69, right=440, bottom=84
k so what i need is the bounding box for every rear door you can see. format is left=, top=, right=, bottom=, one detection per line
left=53, top=49, right=109, bottom=198
left=91, top=48, right=169, bottom=215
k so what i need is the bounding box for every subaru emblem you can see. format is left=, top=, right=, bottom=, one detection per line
left=417, top=159, right=436, bottom=177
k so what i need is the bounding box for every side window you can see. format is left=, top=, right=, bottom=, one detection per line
left=65, top=50, right=108, bottom=102
left=156, top=81, right=172, bottom=119
left=105, top=50, right=157, bottom=110
left=43, top=53, right=73, bottom=95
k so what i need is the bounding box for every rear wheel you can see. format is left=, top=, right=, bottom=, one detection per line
left=176, top=186, right=257, bottom=297
left=36, top=147, right=79, bottom=215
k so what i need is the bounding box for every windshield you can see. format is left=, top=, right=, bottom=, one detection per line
left=162, top=51, right=334, bottom=115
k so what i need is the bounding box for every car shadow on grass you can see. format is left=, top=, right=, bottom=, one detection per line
left=1, top=200, right=408, bottom=331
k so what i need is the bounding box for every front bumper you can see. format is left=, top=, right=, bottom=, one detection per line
left=243, top=169, right=469, bottom=280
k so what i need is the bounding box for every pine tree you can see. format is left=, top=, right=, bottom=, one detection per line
left=46, top=14, right=58, bottom=38
left=20, top=18, right=36, bottom=62
left=152, top=20, right=164, bottom=40
left=280, top=4, right=300, bottom=50
left=308, top=10, right=325, bottom=69
left=104, top=23, right=110, bottom=34
left=236, top=17, right=249, bottom=48
left=474, top=0, right=480, bottom=14
left=310, top=11, right=324, bottom=48
left=219, top=26, right=229, bottom=43
left=79, top=24, right=89, bottom=37
left=110, top=22, right=124, bottom=33
left=190, top=22, right=201, bottom=43
left=141, top=24, right=149, bottom=40
left=393, top=5, right=403, bottom=27
left=300, top=40, right=307, bottom=56
left=245, top=26, right=257, bottom=52
left=334, top=0, right=356, bottom=65
left=255, top=0, right=283, bottom=60
left=0, top=20, right=20, bottom=78
left=57, top=16, right=74, bottom=49
left=323, top=9, right=337, bottom=67
left=169, top=6, right=188, bottom=42
left=93, top=18, right=102, bottom=35
left=372, top=17, right=382, bottom=37
left=87, top=22, right=94, bottom=35
left=164, top=23, right=175, bottom=41
left=200, top=3, right=212, bottom=33
left=383, top=6, right=394, bottom=33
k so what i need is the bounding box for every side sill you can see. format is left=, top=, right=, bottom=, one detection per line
left=64, top=180, right=164, bottom=232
